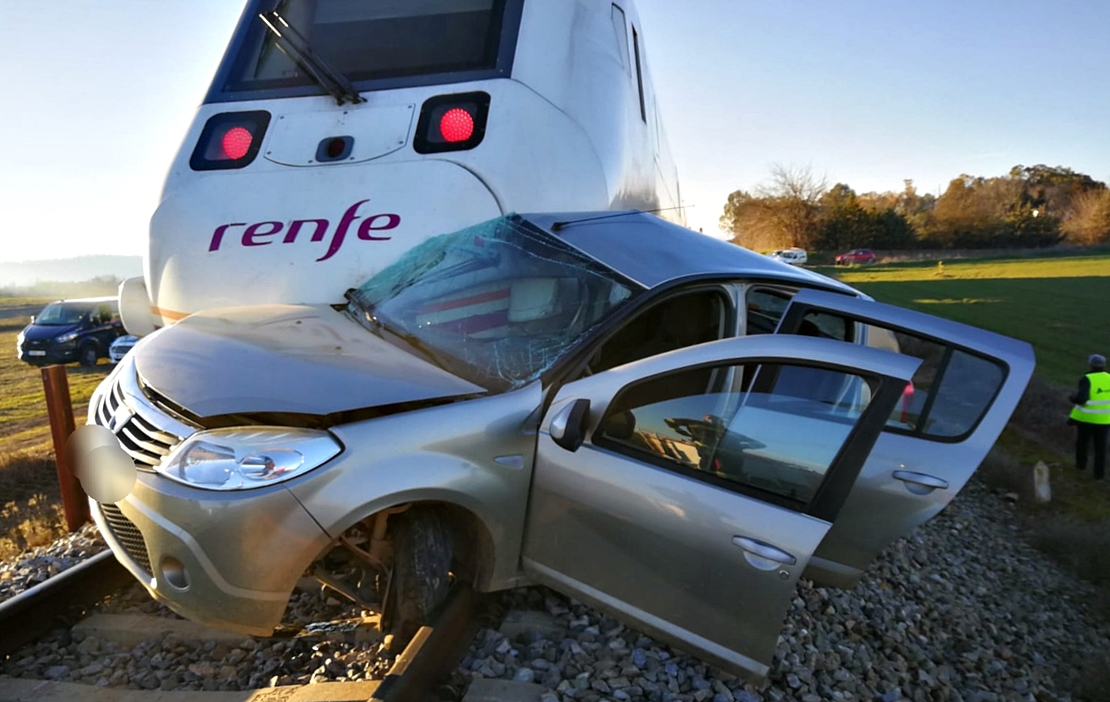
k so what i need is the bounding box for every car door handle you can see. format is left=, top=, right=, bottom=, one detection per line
left=731, top=536, right=797, bottom=566
left=892, top=470, right=949, bottom=491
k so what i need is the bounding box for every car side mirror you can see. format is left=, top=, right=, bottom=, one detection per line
left=550, top=398, right=591, bottom=452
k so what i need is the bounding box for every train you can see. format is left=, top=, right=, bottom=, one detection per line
left=120, top=0, right=684, bottom=333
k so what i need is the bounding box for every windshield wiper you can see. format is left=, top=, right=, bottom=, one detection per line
left=258, top=10, right=366, bottom=106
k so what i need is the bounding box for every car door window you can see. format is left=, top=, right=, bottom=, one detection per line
left=595, top=361, right=876, bottom=509
left=585, top=290, right=729, bottom=375
left=748, top=288, right=850, bottom=341
left=861, top=326, right=1004, bottom=440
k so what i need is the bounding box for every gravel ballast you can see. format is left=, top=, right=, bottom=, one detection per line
left=2, top=480, right=1108, bottom=700
left=0, top=523, right=105, bottom=604
left=455, top=481, right=1110, bottom=702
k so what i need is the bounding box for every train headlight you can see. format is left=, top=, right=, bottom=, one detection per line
left=158, top=427, right=341, bottom=490
left=190, top=111, right=272, bottom=171
left=414, top=92, right=490, bottom=154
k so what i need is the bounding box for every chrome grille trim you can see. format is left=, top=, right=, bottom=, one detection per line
left=90, top=357, right=198, bottom=469
left=98, top=502, right=152, bottom=574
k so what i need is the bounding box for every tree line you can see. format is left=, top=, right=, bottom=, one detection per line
left=719, top=164, right=1110, bottom=252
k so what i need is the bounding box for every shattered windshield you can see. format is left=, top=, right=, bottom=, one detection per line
left=348, top=216, right=643, bottom=391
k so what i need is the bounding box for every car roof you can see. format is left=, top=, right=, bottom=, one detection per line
left=49, top=296, right=118, bottom=305
left=522, top=211, right=853, bottom=293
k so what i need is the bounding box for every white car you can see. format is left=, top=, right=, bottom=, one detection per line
left=769, top=248, right=808, bottom=266
left=108, top=335, right=138, bottom=364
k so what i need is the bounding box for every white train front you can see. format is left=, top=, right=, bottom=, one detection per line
left=123, top=0, right=683, bottom=332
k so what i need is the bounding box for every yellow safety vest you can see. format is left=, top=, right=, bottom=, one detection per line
left=1070, top=371, right=1110, bottom=425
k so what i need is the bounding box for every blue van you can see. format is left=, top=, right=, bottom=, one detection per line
left=17, top=297, right=125, bottom=367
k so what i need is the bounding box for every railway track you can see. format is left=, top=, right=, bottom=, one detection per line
left=0, top=552, right=491, bottom=702
left=0, top=551, right=133, bottom=657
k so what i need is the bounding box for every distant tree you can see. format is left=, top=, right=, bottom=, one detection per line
left=720, top=190, right=786, bottom=250
left=721, top=165, right=828, bottom=250
left=721, top=165, right=1105, bottom=253
left=816, top=184, right=914, bottom=251
left=1062, top=190, right=1110, bottom=245
left=1010, top=164, right=1106, bottom=216
left=922, top=176, right=998, bottom=247
left=757, top=164, right=827, bottom=249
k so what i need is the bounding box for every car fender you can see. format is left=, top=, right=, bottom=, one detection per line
left=288, top=385, right=544, bottom=593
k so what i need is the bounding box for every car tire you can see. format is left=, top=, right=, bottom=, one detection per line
left=385, top=508, right=453, bottom=648
left=78, top=344, right=98, bottom=368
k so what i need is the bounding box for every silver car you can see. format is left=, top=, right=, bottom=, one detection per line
left=88, top=213, right=1033, bottom=683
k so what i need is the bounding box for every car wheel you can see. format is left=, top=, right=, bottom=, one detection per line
left=385, top=508, right=453, bottom=648
left=78, top=344, right=98, bottom=367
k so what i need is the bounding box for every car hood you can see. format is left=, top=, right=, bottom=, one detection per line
left=132, top=304, right=487, bottom=418
left=22, top=322, right=80, bottom=341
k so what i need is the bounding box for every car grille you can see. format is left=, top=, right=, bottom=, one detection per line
left=90, top=362, right=197, bottom=470
left=98, top=502, right=152, bottom=574
left=23, top=339, right=47, bottom=350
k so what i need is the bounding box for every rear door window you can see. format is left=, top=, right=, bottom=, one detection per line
left=781, top=294, right=1008, bottom=442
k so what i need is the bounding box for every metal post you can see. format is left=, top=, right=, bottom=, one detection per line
left=41, top=364, right=89, bottom=531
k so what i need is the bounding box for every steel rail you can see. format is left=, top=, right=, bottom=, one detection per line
left=372, top=584, right=487, bottom=702
left=0, top=554, right=487, bottom=701
left=0, top=550, right=132, bottom=657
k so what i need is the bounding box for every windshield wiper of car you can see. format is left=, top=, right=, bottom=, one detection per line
left=258, top=10, right=366, bottom=106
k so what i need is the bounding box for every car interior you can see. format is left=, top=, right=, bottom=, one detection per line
left=583, top=289, right=731, bottom=376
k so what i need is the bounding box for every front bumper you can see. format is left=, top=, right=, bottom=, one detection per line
left=88, top=357, right=334, bottom=634
left=92, top=474, right=332, bottom=634
left=19, top=345, right=77, bottom=365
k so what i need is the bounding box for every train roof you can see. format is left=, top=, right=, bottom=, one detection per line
left=522, top=211, right=857, bottom=294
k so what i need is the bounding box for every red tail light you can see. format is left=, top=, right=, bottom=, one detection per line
left=439, top=108, right=476, bottom=143
left=190, top=111, right=271, bottom=171
left=221, top=127, right=254, bottom=160
left=414, top=93, right=490, bottom=154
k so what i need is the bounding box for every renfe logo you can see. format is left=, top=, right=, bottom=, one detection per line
left=208, top=200, right=401, bottom=262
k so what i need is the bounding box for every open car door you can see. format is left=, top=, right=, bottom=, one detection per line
left=523, top=335, right=920, bottom=682
left=774, top=289, right=1035, bottom=588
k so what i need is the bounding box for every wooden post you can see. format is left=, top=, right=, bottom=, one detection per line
left=41, top=364, right=89, bottom=531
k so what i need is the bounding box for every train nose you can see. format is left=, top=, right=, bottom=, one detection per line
left=148, top=159, right=501, bottom=321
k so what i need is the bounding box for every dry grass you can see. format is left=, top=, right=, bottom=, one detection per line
left=975, top=378, right=1110, bottom=665
left=0, top=449, right=67, bottom=561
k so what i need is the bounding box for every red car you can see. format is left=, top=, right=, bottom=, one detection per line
left=835, top=249, right=877, bottom=266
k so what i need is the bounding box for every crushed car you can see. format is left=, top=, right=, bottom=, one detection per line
left=88, top=212, right=1033, bottom=682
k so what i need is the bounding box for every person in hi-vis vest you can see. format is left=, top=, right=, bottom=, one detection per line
left=1069, top=353, right=1110, bottom=480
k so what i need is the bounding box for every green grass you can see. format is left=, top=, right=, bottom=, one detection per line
left=0, top=328, right=108, bottom=455
left=816, top=251, right=1110, bottom=386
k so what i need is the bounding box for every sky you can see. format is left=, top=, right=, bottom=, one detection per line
left=1, top=0, right=1108, bottom=261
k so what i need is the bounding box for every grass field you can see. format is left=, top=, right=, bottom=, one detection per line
left=0, top=297, right=113, bottom=557
left=816, top=251, right=1110, bottom=387
left=0, top=299, right=107, bottom=454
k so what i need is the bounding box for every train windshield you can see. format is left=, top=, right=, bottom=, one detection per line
left=213, top=0, right=521, bottom=100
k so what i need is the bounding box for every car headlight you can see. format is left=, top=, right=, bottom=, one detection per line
left=158, top=427, right=342, bottom=490
left=56, top=332, right=79, bottom=344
